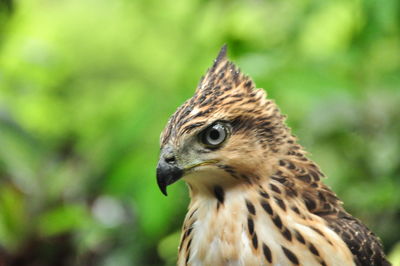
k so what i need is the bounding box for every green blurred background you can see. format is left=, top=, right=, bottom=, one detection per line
left=0, top=0, right=399, bottom=265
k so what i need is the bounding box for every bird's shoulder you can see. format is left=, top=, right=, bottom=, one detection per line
left=282, top=156, right=390, bottom=265
left=323, top=212, right=390, bottom=266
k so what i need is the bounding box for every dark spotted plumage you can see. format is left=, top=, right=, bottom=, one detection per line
left=282, top=227, right=292, bottom=242
left=158, top=46, right=390, bottom=266
left=247, top=217, right=254, bottom=235
left=246, top=200, right=256, bottom=215
left=294, top=229, right=306, bottom=244
left=252, top=233, right=258, bottom=249
left=213, top=185, right=225, bottom=204
left=282, top=246, right=300, bottom=265
left=262, top=243, right=273, bottom=263
left=327, top=213, right=390, bottom=266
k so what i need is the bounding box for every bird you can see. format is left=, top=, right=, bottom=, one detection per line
left=156, top=45, right=390, bottom=266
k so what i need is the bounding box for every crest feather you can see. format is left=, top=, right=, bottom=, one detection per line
left=213, top=44, right=228, bottom=69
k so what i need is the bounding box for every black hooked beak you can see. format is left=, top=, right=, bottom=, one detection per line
left=156, top=147, right=183, bottom=196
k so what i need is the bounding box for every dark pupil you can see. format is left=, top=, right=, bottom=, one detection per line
left=209, top=129, right=220, bottom=140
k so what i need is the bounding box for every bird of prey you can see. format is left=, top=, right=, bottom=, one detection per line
left=156, top=46, right=390, bottom=266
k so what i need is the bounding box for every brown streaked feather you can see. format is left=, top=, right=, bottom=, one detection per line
left=326, top=213, right=391, bottom=266
left=275, top=156, right=390, bottom=265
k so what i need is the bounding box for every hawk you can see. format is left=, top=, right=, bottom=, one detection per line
left=156, top=46, right=390, bottom=266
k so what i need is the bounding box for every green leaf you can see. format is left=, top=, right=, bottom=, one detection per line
left=0, top=186, right=29, bottom=251
left=38, top=204, right=89, bottom=237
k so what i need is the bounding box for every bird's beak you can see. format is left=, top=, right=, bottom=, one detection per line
left=156, top=147, right=183, bottom=196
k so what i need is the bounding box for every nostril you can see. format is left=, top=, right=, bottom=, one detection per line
left=164, top=156, right=176, bottom=164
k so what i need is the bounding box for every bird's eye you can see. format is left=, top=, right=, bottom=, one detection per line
left=200, top=122, right=228, bottom=147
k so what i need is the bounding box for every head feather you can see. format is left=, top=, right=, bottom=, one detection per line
left=160, top=46, right=287, bottom=152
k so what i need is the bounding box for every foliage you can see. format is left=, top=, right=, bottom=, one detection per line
left=0, top=0, right=399, bottom=265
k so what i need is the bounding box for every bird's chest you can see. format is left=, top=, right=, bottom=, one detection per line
left=178, top=195, right=279, bottom=266
left=178, top=202, right=257, bottom=265
left=177, top=192, right=355, bottom=266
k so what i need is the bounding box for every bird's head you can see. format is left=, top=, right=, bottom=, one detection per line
left=157, top=46, right=292, bottom=196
